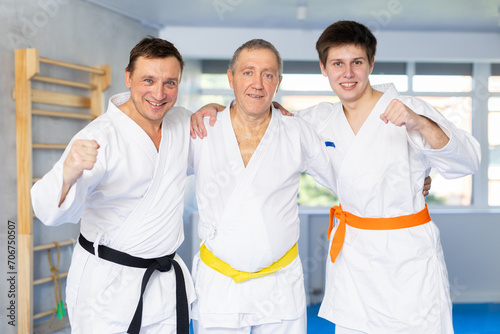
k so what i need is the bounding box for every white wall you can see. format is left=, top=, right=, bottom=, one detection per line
left=160, top=26, right=500, bottom=62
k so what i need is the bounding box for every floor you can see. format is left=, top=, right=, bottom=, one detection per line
left=307, top=303, right=500, bottom=334
left=48, top=303, right=500, bottom=333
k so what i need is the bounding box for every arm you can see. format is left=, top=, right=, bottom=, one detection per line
left=190, top=103, right=224, bottom=139
left=272, top=101, right=294, bottom=116
left=380, top=99, right=449, bottom=149
left=423, top=175, right=431, bottom=197
left=382, top=98, right=480, bottom=178
left=31, top=138, right=102, bottom=226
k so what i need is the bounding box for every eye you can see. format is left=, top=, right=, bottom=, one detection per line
left=243, top=71, right=252, bottom=76
left=333, top=62, right=342, bottom=67
left=354, top=60, right=362, bottom=66
left=144, top=79, right=153, bottom=84
left=264, top=73, right=273, bottom=79
left=166, top=81, right=177, bottom=86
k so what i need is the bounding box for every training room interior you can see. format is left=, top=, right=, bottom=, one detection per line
left=1, top=0, right=500, bottom=333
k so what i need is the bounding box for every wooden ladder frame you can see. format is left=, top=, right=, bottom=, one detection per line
left=14, top=48, right=111, bottom=333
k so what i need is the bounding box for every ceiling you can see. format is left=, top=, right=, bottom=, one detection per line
left=85, top=0, right=500, bottom=33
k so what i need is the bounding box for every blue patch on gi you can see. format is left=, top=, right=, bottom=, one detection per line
left=325, top=141, right=335, bottom=148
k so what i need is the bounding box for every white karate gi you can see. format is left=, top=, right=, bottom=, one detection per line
left=188, top=102, right=336, bottom=331
left=297, top=83, right=481, bottom=334
left=31, top=92, right=195, bottom=333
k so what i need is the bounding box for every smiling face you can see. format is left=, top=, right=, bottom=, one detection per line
left=320, top=44, right=374, bottom=104
left=125, top=56, right=181, bottom=126
left=228, top=48, right=282, bottom=119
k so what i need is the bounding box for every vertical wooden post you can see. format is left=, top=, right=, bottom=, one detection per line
left=91, top=65, right=111, bottom=118
left=15, top=48, right=39, bottom=334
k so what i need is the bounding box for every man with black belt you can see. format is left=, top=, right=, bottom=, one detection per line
left=31, top=37, right=193, bottom=334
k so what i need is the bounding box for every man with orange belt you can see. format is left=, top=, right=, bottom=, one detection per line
left=297, top=21, right=481, bottom=334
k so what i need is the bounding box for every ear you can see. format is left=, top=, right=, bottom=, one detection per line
left=369, top=57, right=375, bottom=74
left=319, top=61, right=327, bottom=77
left=275, top=76, right=283, bottom=94
left=227, top=69, right=234, bottom=89
left=125, top=69, right=132, bottom=89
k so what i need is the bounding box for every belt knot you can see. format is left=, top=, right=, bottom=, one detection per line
left=155, top=256, right=173, bottom=272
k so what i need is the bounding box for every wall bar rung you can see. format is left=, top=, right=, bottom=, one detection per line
left=40, top=56, right=105, bottom=75
left=32, top=90, right=91, bottom=108
left=32, top=143, right=67, bottom=150
left=33, top=109, right=95, bottom=120
left=33, top=75, right=95, bottom=90
left=33, top=304, right=68, bottom=320
left=33, top=239, right=75, bottom=252
left=34, top=272, right=68, bottom=286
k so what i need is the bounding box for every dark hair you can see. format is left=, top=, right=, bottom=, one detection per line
left=229, top=39, right=283, bottom=77
left=316, top=20, right=377, bottom=67
left=126, top=36, right=184, bottom=74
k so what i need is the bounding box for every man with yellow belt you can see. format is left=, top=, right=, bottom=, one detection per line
left=188, top=39, right=337, bottom=333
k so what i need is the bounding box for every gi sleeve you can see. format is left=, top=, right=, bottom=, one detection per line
left=299, top=119, right=338, bottom=194
left=399, top=96, right=481, bottom=179
left=31, top=130, right=106, bottom=226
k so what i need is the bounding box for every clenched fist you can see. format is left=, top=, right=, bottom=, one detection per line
left=59, top=139, right=100, bottom=206
left=380, top=99, right=449, bottom=150
left=380, top=99, right=421, bottom=130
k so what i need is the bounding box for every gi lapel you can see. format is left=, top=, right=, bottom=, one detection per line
left=110, top=117, right=167, bottom=249
left=215, top=108, right=279, bottom=233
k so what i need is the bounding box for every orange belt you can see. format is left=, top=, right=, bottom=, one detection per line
left=328, top=204, right=431, bottom=263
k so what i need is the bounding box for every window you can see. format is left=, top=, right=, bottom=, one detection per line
left=199, top=60, right=490, bottom=207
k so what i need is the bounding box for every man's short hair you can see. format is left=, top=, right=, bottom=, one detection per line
left=229, top=39, right=283, bottom=78
left=316, top=20, right=377, bottom=67
left=126, top=36, right=184, bottom=74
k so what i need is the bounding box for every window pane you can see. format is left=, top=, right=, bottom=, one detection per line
left=489, top=181, right=500, bottom=206
left=298, top=174, right=338, bottom=207
left=489, top=101, right=500, bottom=206
left=413, top=76, right=472, bottom=92
left=280, top=74, right=331, bottom=91
left=201, top=74, right=230, bottom=90
left=489, top=97, right=500, bottom=113
left=200, top=94, right=233, bottom=107
left=489, top=76, right=500, bottom=92
left=417, top=96, right=472, bottom=132
left=489, top=110, right=500, bottom=145
left=281, top=95, right=339, bottom=113
left=417, top=96, right=473, bottom=205
left=370, top=75, right=408, bottom=92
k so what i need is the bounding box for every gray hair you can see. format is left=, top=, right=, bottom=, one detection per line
left=229, top=39, right=283, bottom=78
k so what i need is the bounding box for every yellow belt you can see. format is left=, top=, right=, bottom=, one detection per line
left=328, top=204, right=432, bottom=263
left=200, top=243, right=299, bottom=283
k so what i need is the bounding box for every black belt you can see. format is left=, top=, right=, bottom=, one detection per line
left=78, top=234, right=189, bottom=334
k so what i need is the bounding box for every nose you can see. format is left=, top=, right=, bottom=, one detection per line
left=344, top=64, right=354, bottom=78
left=251, top=75, right=264, bottom=89
left=151, top=82, right=165, bottom=100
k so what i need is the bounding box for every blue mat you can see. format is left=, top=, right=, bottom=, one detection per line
left=307, top=303, right=500, bottom=333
